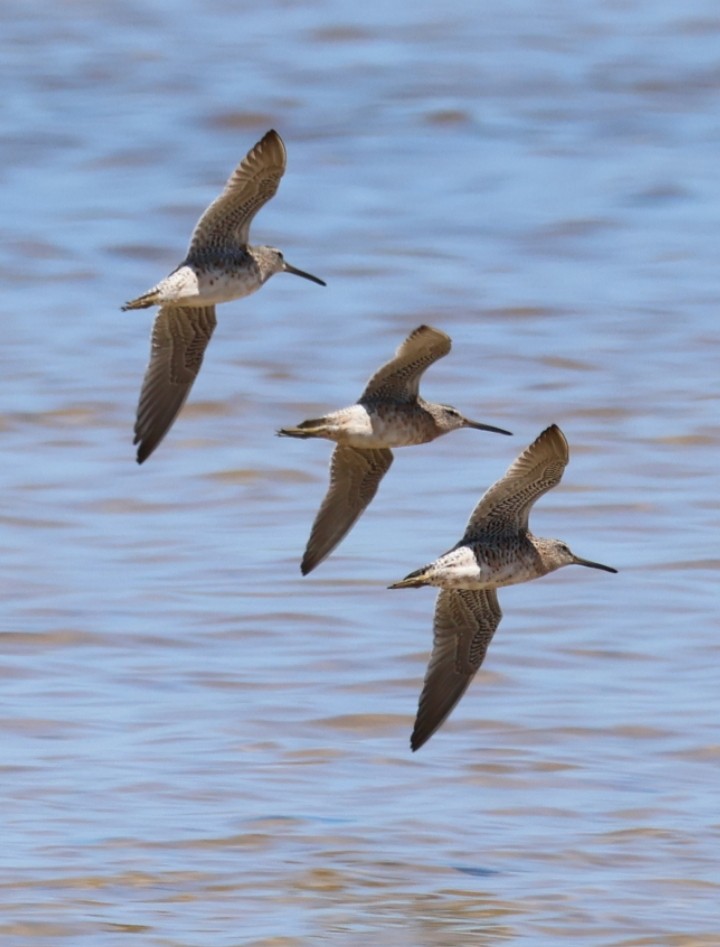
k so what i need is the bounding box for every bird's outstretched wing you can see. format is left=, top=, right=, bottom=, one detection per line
left=301, top=446, right=393, bottom=574
left=411, top=588, right=502, bottom=751
left=134, top=304, right=217, bottom=463
left=463, top=424, right=568, bottom=539
left=360, top=325, right=451, bottom=403
left=188, top=129, right=287, bottom=254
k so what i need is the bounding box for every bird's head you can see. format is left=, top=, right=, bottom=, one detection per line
left=432, top=403, right=512, bottom=436
left=537, top=538, right=617, bottom=576
left=255, top=246, right=326, bottom=286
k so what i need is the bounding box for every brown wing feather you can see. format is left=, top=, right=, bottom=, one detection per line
left=134, top=305, right=217, bottom=463
left=359, top=325, right=451, bottom=403
left=411, top=588, right=502, bottom=751
left=301, top=446, right=393, bottom=575
left=188, top=130, right=287, bottom=254
left=463, top=424, right=569, bottom=539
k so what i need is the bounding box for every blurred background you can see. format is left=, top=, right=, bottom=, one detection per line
left=0, top=0, right=718, bottom=943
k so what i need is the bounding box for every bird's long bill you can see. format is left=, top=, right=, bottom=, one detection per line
left=573, top=555, right=618, bottom=574
left=283, top=260, right=326, bottom=286
left=464, top=418, right=513, bottom=436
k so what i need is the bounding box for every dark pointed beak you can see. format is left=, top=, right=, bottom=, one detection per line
left=283, top=260, right=326, bottom=286
left=464, top=418, right=512, bottom=436
left=573, top=555, right=617, bottom=574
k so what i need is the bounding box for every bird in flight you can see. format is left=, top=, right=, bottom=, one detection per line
left=279, top=325, right=511, bottom=574
left=123, top=130, right=325, bottom=463
left=389, top=424, right=617, bottom=751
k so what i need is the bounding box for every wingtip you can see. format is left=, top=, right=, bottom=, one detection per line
left=260, top=128, right=286, bottom=156
left=133, top=433, right=144, bottom=464
left=409, top=729, right=426, bottom=752
left=542, top=422, right=565, bottom=442
left=134, top=437, right=153, bottom=465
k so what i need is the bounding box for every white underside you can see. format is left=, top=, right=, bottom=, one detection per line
left=159, top=266, right=263, bottom=306
left=325, top=405, right=425, bottom=449
left=427, top=545, right=537, bottom=590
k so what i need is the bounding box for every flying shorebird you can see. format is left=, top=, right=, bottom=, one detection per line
left=389, top=424, right=617, bottom=751
left=278, top=325, right=512, bottom=575
left=122, top=129, right=326, bottom=463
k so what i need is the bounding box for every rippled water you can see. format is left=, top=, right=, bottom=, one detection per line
left=1, top=0, right=719, bottom=944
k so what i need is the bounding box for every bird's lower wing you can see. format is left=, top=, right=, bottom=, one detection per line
left=133, top=305, right=217, bottom=464
left=411, top=588, right=502, bottom=751
left=301, top=446, right=393, bottom=575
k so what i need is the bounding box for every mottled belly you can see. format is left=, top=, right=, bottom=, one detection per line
left=338, top=410, right=432, bottom=448
left=191, top=269, right=261, bottom=304
left=430, top=547, right=538, bottom=590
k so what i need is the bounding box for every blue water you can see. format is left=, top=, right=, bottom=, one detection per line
left=1, top=0, right=718, bottom=944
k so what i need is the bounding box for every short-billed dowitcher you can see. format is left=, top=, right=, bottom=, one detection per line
left=279, top=325, right=511, bottom=575
left=389, top=424, right=617, bottom=751
left=122, top=129, right=326, bottom=463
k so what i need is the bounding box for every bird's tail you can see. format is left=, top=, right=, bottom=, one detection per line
left=276, top=418, right=328, bottom=439
left=121, top=290, right=161, bottom=311
left=388, top=566, right=432, bottom=589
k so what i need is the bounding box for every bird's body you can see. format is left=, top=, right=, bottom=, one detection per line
left=398, top=537, right=555, bottom=591
left=280, top=399, right=469, bottom=450
left=389, top=424, right=617, bottom=751
left=278, top=325, right=511, bottom=575
left=123, top=246, right=292, bottom=311
left=123, top=129, right=325, bottom=463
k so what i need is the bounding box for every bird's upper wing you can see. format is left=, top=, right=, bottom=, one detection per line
left=359, top=325, right=451, bottom=403
left=188, top=130, right=287, bottom=254
left=462, top=424, right=569, bottom=539
left=411, top=588, right=502, bottom=751
left=301, top=446, right=393, bottom=575
left=133, top=304, right=217, bottom=463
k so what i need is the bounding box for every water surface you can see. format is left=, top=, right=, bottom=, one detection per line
left=1, top=1, right=719, bottom=944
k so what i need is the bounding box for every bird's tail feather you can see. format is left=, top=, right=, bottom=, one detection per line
left=277, top=418, right=328, bottom=439
left=121, top=291, right=160, bottom=311
left=388, top=566, right=431, bottom=589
